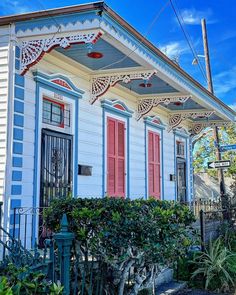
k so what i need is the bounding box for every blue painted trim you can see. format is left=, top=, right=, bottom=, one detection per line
left=14, top=114, right=24, bottom=127
left=185, top=138, right=189, bottom=201
left=174, top=129, right=189, bottom=139
left=13, top=142, right=23, bottom=155
left=144, top=123, right=148, bottom=199
left=73, top=98, right=79, bottom=197
left=189, top=137, right=194, bottom=201
left=144, top=116, right=165, bottom=130
left=10, top=213, right=20, bottom=225
left=10, top=228, right=19, bottom=237
left=174, top=132, right=190, bottom=201
left=145, top=121, right=165, bottom=200
left=14, top=100, right=24, bottom=114
left=10, top=199, right=21, bottom=209
left=11, top=185, right=22, bottom=195
left=15, top=11, right=98, bottom=32
left=103, top=108, right=130, bottom=198
left=102, top=107, right=105, bottom=197
left=15, top=74, right=24, bottom=87
left=12, top=171, right=22, bottom=181
left=33, top=71, right=84, bottom=97
left=12, top=157, right=22, bottom=168
left=15, top=46, right=20, bottom=59
left=32, top=73, right=82, bottom=244
left=101, top=99, right=133, bottom=118
left=174, top=133, right=177, bottom=201
left=15, top=86, right=24, bottom=100
left=127, top=117, right=130, bottom=199
left=15, top=59, right=20, bottom=71
left=13, top=128, right=23, bottom=141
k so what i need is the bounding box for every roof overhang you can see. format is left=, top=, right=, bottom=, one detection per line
left=1, top=1, right=235, bottom=128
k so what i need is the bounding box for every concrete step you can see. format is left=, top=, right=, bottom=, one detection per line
left=156, top=281, right=187, bottom=295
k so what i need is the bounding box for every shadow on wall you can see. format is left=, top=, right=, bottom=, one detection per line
left=194, top=173, right=233, bottom=199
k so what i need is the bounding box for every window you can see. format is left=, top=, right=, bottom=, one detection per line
left=148, top=131, right=161, bottom=199
left=43, top=98, right=70, bottom=128
left=176, top=141, right=185, bottom=157
left=107, top=117, right=125, bottom=197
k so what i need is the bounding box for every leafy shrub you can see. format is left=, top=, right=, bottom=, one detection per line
left=192, top=237, right=236, bottom=292
left=44, top=197, right=196, bottom=294
left=0, top=263, right=63, bottom=295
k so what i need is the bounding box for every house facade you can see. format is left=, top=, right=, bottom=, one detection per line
left=0, top=2, right=235, bottom=235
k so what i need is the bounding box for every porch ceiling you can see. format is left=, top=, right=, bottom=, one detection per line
left=119, top=75, right=178, bottom=95
left=55, top=39, right=141, bottom=70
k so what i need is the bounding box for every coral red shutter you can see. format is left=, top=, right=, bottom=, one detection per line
left=107, top=118, right=116, bottom=196
left=148, top=131, right=161, bottom=199
left=117, top=121, right=125, bottom=197
left=107, top=118, right=125, bottom=197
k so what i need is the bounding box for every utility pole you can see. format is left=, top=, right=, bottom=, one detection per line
left=201, top=19, right=228, bottom=210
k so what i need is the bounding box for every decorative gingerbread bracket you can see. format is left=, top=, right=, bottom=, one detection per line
left=19, top=30, right=103, bottom=75
left=136, top=95, right=191, bottom=120
left=190, top=121, right=233, bottom=135
left=90, top=70, right=157, bottom=104
left=168, top=110, right=214, bottom=132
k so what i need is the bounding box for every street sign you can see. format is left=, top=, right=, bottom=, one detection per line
left=207, top=160, right=231, bottom=169
left=219, top=144, right=236, bottom=152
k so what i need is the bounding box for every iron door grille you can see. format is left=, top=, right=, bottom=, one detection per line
left=40, top=129, right=73, bottom=207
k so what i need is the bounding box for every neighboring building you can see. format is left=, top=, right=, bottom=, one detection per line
left=0, top=2, right=235, bottom=235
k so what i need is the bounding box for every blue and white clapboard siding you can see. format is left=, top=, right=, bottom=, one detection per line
left=0, top=26, right=10, bottom=204
left=1, top=47, right=193, bottom=216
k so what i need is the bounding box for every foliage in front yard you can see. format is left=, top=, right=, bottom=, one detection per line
left=191, top=237, right=236, bottom=292
left=0, top=263, right=63, bottom=295
left=44, top=197, right=196, bottom=294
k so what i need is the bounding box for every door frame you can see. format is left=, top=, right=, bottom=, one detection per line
left=40, top=128, right=73, bottom=207
left=176, top=157, right=187, bottom=203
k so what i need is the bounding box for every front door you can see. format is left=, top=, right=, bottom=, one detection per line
left=176, top=159, right=186, bottom=203
left=40, top=129, right=73, bottom=207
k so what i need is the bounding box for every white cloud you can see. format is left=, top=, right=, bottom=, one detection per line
left=179, top=8, right=217, bottom=25
left=159, top=41, right=188, bottom=59
left=213, top=66, right=236, bottom=98
left=0, top=0, right=32, bottom=15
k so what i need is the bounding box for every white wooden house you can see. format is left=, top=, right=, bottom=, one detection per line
left=0, top=2, right=235, bottom=237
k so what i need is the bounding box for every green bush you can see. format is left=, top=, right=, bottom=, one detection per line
left=44, top=197, right=196, bottom=295
left=191, top=237, right=236, bottom=292
left=0, top=263, right=63, bottom=295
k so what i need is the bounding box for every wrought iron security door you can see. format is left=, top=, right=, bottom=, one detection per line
left=40, top=129, right=73, bottom=207
left=176, top=159, right=186, bottom=203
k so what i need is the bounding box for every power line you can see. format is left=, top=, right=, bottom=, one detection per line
left=169, top=0, right=208, bottom=83
left=98, top=0, right=171, bottom=71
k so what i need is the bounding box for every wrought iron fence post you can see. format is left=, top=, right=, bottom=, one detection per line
left=200, top=209, right=205, bottom=252
left=54, top=214, right=74, bottom=295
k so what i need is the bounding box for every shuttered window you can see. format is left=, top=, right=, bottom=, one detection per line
left=107, top=117, right=125, bottom=197
left=148, top=131, right=161, bottom=199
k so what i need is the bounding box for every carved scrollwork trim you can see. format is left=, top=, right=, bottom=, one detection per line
left=168, top=110, right=214, bottom=132
left=20, top=31, right=103, bottom=75
left=190, top=121, right=233, bottom=135
left=136, top=95, right=191, bottom=120
left=90, top=70, right=157, bottom=104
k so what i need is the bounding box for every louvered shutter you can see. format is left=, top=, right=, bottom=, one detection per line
left=117, top=121, right=125, bottom=196
left=107, top=118, right=116, bottom=196
left=107, top=117, right=125, bottom=197
left=148, top=131, right=161, bottom=199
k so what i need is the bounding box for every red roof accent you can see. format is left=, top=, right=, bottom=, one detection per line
left=51, top=79, right=72, bottom=90
left=113, top=103, right=125, bottom=111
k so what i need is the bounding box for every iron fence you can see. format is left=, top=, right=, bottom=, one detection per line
left=199, top=207, right=236, bottom=251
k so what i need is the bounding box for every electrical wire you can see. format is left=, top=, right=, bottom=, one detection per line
left=97, top=0, right=171, bottom=71
left=169, top=0, right=208, bottom=83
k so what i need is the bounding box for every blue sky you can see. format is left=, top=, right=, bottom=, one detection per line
left=1, top=0, right=236, bottom=109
